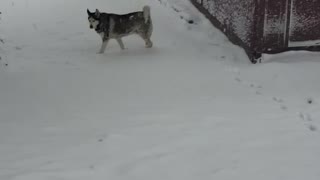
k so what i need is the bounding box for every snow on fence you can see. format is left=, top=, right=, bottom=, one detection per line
left=190, top=0, right=320, bottom=63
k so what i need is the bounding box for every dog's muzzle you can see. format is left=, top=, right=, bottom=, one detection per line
left=90, top=25, right=93, bottom=29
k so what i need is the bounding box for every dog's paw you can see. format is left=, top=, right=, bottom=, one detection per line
left=145, top=43, right=153, bottom=48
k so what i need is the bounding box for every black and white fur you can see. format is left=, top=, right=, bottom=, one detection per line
left=87, top=6, right=153, bottom=54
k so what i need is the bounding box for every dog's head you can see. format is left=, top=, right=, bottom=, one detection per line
left=87, top=9, right=101, bottom=29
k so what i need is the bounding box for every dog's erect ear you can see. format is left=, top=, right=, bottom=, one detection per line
left=95, top=9, right=100, bottom=17
left=87, top=9, right=92, bottom=16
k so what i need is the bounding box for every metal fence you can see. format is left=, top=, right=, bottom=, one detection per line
left=191, top=0, right=320, bottom=63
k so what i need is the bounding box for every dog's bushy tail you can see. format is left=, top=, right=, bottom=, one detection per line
left=143, top=6, right=151, bottom=23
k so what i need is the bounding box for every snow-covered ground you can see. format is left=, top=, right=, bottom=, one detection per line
left=1, top=0, right=320, bottom=180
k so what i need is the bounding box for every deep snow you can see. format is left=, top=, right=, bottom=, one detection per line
left=0, top=0, right=320, bottom=180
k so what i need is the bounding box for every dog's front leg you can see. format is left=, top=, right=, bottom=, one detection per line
left=98, top=39, right=109, bottom=54
left=116, top=38, right=125, bottom=50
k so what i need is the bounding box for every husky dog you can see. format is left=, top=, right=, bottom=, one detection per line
left=87, top=6, right=153, bottom=54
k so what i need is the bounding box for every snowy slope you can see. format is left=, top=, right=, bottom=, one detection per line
left=1, top=0, right=320, bottom=180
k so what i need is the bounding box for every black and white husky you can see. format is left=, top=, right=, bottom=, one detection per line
left=87, top=6, right=153, bottom=54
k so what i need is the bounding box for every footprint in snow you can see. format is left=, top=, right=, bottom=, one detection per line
left=235, top=77, right=242, bottom=82
left=97, top=133, right=108, bottom=142
left=219, top=56, right=227, bottom=62
left=299, top=112, right=312, bottom=121
left=280, top=105, right=288, bottom=111
left=308, top=124, right=317, bottom=131
left=250, top=83, right=263, bottom=89
left=249, top=83, right=263, bottom=95
left=0, top=57, right=9, bottom=67
left=273, top=97, right=284, bottom=103
left=306, top=97, right=315, bottom=105
left=15, top=46, right=23, bottom=50
left=234, top=77, right=264, bottom=95
left=299, top=112, right=317, bottom=132
left=272, top=97, right=288, bottom=111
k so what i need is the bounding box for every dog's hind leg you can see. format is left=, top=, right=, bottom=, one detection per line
left=116, top=38, right=125, bottom=50
left=143, top=37, right=153, bottom=48
left=138, top=33, right=153, bottom=48
left=98, top=40, right=109, bottom=54
left=145, top=22, right=153, bottom=48
left=145, top=38, right=153, bottom=48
